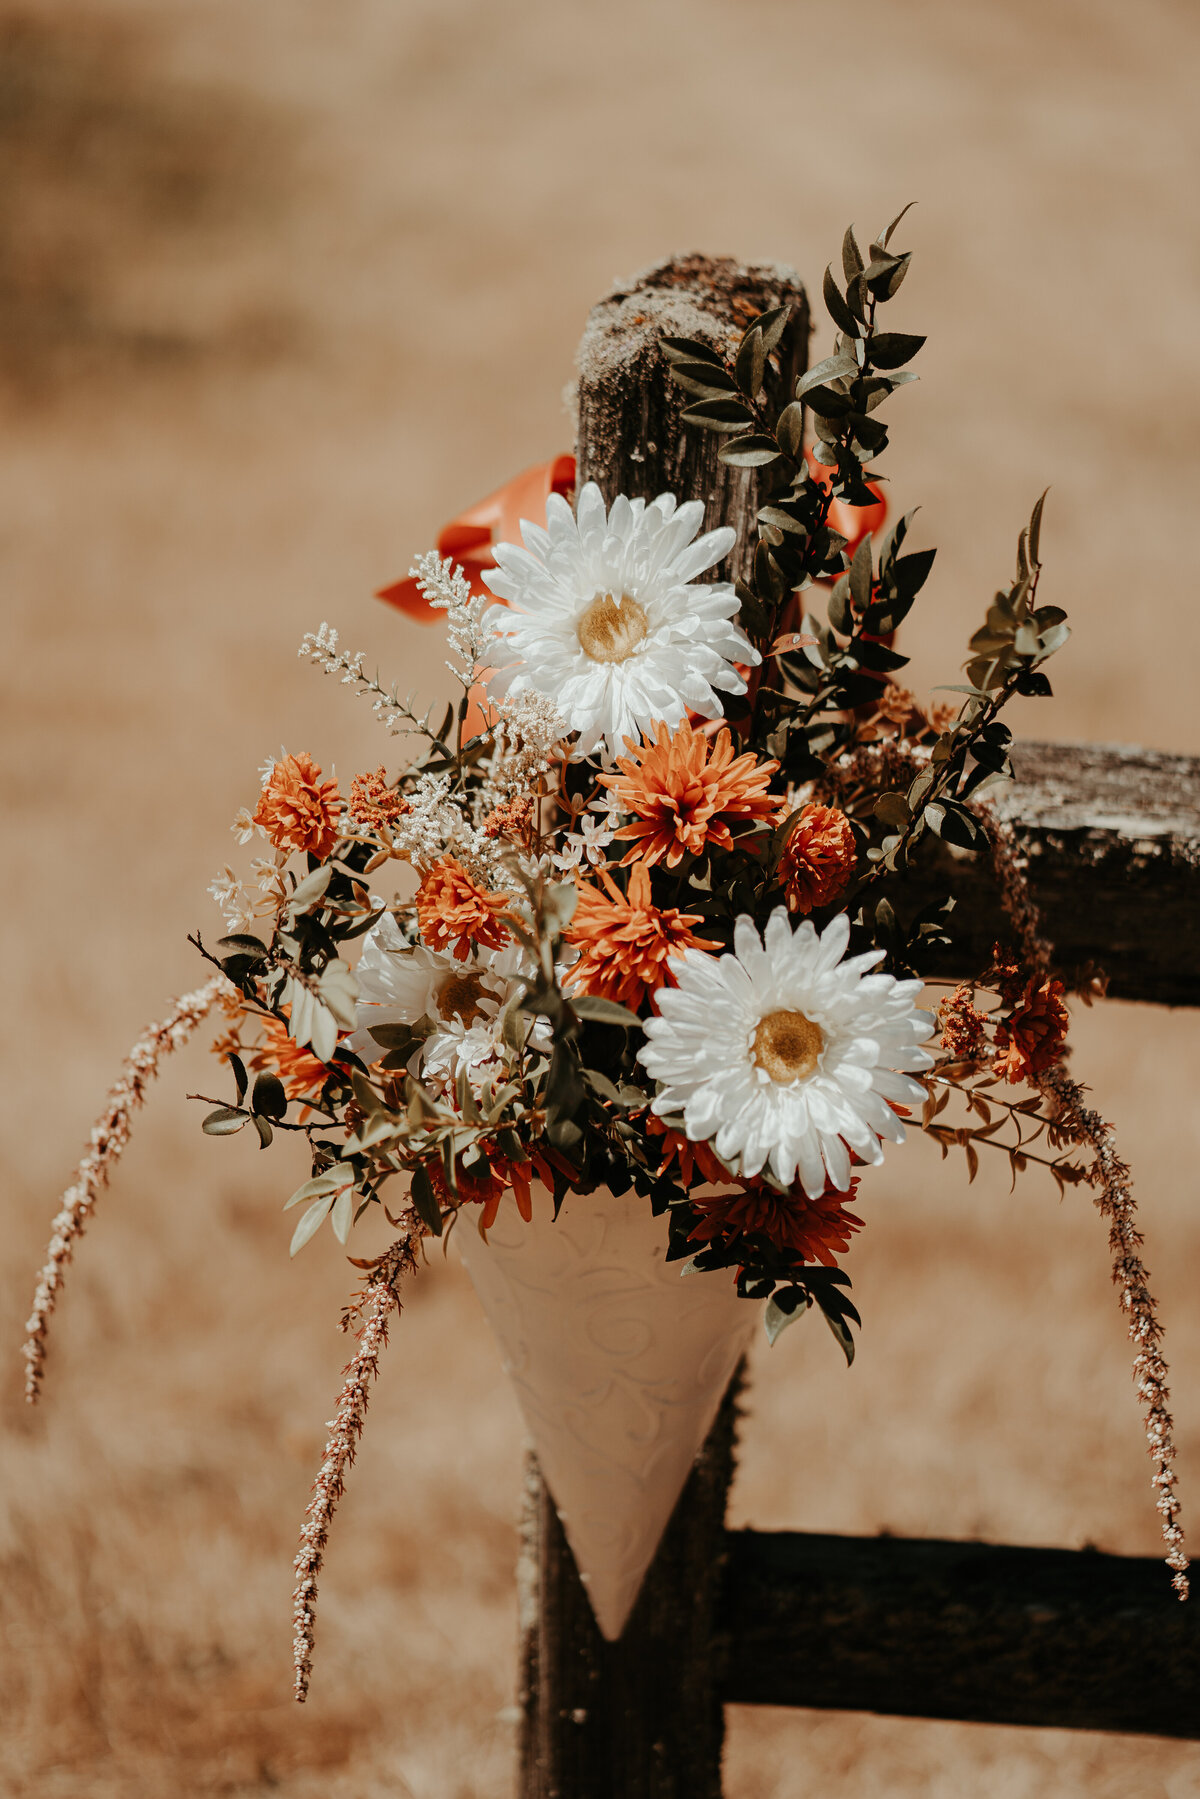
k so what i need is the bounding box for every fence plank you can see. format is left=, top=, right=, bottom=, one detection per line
left=911, top=739, right=1200, bottom=1005
left=721, top=1529, right=1200, bottom=1739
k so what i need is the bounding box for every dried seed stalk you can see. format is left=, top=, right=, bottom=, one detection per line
left=23, top=974, right=230, bottom=1404
left=291, top=1218, right=423, bottom=1701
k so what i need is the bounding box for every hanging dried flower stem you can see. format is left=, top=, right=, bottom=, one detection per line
left=291, top=1218, right=424, bottom=1702
left=22, top=974, right=230, bottom=1405
left=1038, top=1062, right=1189, bottom=1598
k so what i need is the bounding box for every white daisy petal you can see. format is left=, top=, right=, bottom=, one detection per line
left=636, top=909, right=935, bottom=1194
left=483, top=481, right=758, bottom=759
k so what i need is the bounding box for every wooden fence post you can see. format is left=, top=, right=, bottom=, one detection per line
left=516, top=257, right=810, bottom=1799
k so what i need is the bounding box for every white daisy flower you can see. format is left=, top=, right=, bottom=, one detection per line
left=481, top=481, right=758, bottom=759
left=348, top=913, right=546, bottom=1086
left=638, top=909, right=935, bottom=1197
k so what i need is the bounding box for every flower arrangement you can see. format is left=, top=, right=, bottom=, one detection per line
left=25, top=214, right=1188, bottom=1697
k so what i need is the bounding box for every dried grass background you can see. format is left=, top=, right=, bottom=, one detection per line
left=4, top=0, right=1200, bottom=1792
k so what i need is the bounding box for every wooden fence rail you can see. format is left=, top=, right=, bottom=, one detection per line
left=515, top=256, right=1200, bottom=1797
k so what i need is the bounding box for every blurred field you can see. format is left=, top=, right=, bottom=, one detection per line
left=3, top=0, right=1200, bottom=1792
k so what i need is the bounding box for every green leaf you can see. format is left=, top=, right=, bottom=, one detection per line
left=775, top=401, right=805, bottom=459
left=202, top=1106, right=247, bottom=1136
left=821, top=1305, right=856, bottom=1366
left=873, top=791, right=911, bottom=829
left=660, top=335, right=724, bottom=366
left=800, top=354, right=858, bottom=396
left=284, top=1171, right=351, bottom=1212
left=719, top=435, right=780, bottom=467
left=253, top=1115, right=273, bottom=1149
left=880, top=200, right=917, bottom=248
left=289, top=1194, right=334, bottom=1256
left=228, top=1053, right=248, bottom=1104
left=822, top=266, right=860, bottom=338
left=570, top=995, right=643, bottom=1029
left=867, top=331, right=925, bottom=369
left=410, top=1163, right=443, bottom=1236
left=215, top=933, right=268, bottom=964
left=734, top=324, right=766, bottom=400
left=317, top=959, right=359, bottom=1029
left=755, top=304, right=792, bottom=355
left=329, top=1185, right=355, bottom=1245
left=848, top=534, right=874, bottom=611
left=288, top=865, right=333, bottom=915
left=841, top=225, right=864, bottom=282
left=680, top=398, right=756, bottom=433
left=251, top=1072, right=288, bottom=1120
left=765, top=1288, right=810, bottom=1347
left=1028, top=488, right=1049, bottom=566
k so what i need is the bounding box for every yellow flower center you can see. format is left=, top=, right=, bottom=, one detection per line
left=751, top=1009, right=825, bottom=1084
left=576, top=591, right=649, bottom=664
left=438, top=972, right=488, bottom=1027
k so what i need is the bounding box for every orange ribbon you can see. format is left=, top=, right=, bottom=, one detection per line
left=376, top=449, right=885, bottom=627
left=377, top=455, right=577, bottom=622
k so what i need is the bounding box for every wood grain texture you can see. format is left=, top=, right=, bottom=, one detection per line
left=721, top=1529, right=1200, bottom=1739
left=912, top=740, right=1200, bottom=1006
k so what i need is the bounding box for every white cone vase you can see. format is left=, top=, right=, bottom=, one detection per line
left=456, top=1181, right=760, bottom=1640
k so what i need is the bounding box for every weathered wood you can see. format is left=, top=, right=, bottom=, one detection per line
left=517, top=1378, right=741, bottom=1798
left=912, top=739, right=1200, bottom=1006
left=574, top=253, right=810, bottom=585
left=721, top=1529, right=1200, bottom=1740
left=516, top=256, right=810, bottom=1799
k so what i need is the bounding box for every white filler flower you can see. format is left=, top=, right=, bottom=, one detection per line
left=348, top=912, right=544, bottom=1087
left=638, top=909, right=935, bottom=1196
left=482, top=481, right=758, bottom=758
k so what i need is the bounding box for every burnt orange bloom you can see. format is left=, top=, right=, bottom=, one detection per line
left=348, top=766, right=408, bottom=831
left=600, top=719, right=785, bottom=868
left=778, top=803, right=857, bottom=916
left=253, top=752, right=341, bottom=858
left=688, top=1179, right=863, bottom=1265
left=416, top=856, right=511, bottom=962
left=428, top=1151, right=534, bottom=1232
left=938, top=983, right=989, bottom=1063
left=993, top=977, right=1069, bottom=1084
left=564, top=862, right=714, bottom=1012
left=252, top=1014, right=330, bottom=1100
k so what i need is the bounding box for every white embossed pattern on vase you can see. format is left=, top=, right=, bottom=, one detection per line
left=455, top=1183, right=760, bottom=1640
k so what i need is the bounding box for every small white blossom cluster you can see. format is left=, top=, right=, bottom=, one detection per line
left=208, top=854, right=288, bottom=931
left=407, top=551, right=492, bottom=688
left=552, top=813, right=614, bottom=873
left=299, top=624, right=435, bottom=738
left=487, top=690, right=566, bottom=801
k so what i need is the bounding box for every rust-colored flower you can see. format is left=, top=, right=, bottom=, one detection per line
left=416, top=856, right=511, bottom=962
left=778, top=802, right=857, bottom=916
left=428, top=1150, right=533, bottom=1232
left=688, top=1179, right=863, bottom=1264
left=252, top=1014, right=331, bottom=1100
left=564, top=862, right=714, bottom=1012
left=253, top=752, right=341, bottom=858
left=600, top=719, right=785, bottom=868
left=993, top=977, right=1069, bottom=1084
left=348, top=766, right=408, bottom=831
left=483, top=794, right=535, bottom=847
left=938, top=983, right=989, bottom=1063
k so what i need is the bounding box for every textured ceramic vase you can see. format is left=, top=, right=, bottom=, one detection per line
left=455, top=1182, right=760, bottom=1640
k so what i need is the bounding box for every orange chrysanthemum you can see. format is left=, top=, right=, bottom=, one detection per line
left=348, top=766, right=408, bottom=831
left=428, top=1151, right=534, bottom=1232
left=253, top=752, right=341, bottom=858
left=646, top=1117, right=738, bottom=1190
left=416, top=856, right=511, bottom=962
left=600, top=719, right=785, bottom=869
left=564, top=862, right=715, bottom=1012
left=993, top=977, right=1069, bottom=1084
left=687, top=1179, right=863, bottom=1264
left=778, top=802, right=857, bottom=916
left=252, top=1013, right=330, bottom=1100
